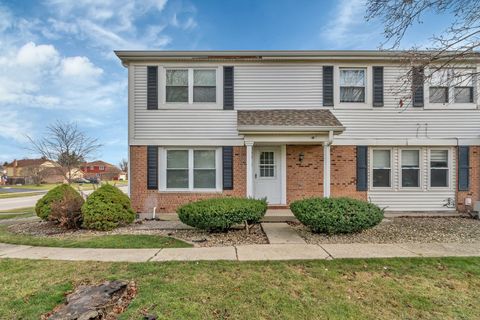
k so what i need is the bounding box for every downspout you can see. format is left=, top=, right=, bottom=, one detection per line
left=323, top=130, right=334, bottom=198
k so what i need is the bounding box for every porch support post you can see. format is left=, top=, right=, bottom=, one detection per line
left=323, top=131, right=333, bottom=198
left=245, top=141, right=254, bottom=198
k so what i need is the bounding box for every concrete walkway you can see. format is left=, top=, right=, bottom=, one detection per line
left=261, top=223, right=306, bottom=244
left=1, top=242, right=480, bottom=263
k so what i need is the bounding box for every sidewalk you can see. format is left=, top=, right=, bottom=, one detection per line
left=1, top=242, right=479, bottom=263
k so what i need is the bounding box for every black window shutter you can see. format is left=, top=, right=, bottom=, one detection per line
left=412, top=67, right=424, bottom=107
left=356, top=146, right=368, bottom=191
left=323, top=66, right=334, bottom=106
left=147, top=66, right=158, bottom=110
left=222, top=147, right=234, bottom=190
left=223, top=66, right=234, bottom=110
left=458, top=146, right=470, bottom=191
left=147, top=146, right=158, bottom=190
left=372, top=66, right=384, bottom=107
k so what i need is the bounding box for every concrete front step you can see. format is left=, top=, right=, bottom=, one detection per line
left=261, top=222, right=306, bottom=244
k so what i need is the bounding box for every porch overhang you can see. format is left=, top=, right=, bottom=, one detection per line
left=237, top=109, right=345, bottom=137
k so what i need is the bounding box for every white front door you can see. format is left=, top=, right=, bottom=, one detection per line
left=253, top=147, right=282, bottom=204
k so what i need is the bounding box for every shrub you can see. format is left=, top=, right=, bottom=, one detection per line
left=81, top=184, right=135, bottom=231
left=35, top=184, right=82, bottom=220
left=290, top=197, right=384, bottom=234
left=49, top=191, right=84, bottom=229
left=177, top=197, right=268, bottom=232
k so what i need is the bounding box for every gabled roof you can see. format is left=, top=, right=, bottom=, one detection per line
left=4, top=158, right=51, bottom=168
left=237, top=109, right=344, bottom=133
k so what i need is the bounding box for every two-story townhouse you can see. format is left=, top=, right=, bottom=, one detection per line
left=115, top=50, right=480, bottom=214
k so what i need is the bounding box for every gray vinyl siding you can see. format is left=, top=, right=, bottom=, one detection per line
left=235, top=64, right=323, bottom=109
left=131, top=65, right=241, bottom=145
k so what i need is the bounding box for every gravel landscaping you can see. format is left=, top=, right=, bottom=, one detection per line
left=290, top=217, right=480, bottom=244
left=6, top=219, right=268, bottom=247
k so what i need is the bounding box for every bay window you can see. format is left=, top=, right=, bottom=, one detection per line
left=340, top=68, right=366, bottom=103
left=430, top=150, right=449, bottom=187
left=401, top=150, right=420, bottom=187
left=372, top=149, right=391, bottom=187
left=163, top=148, right=220, bottom=191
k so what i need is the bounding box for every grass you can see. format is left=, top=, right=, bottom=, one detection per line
left=0, top=257, right=479, bottom=319
left=0, top=191, right=44, bottom=199
left=0, top=181, right=128, bottom=195
left=0, top=225, right=191, bottom=249
left=0, top=207, right=35, bottom=220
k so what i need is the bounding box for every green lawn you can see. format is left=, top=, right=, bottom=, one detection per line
left=0, top=207, right=35, bottom=220
left=0, top=225, right=191, bottom=249
left=0, top=191, right=44, bottom=199
left=0, top=181, right=128, bottom=196
left=0, top=257, right=479, bottom=319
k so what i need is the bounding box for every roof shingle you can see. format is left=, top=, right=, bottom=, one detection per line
left=237, top=109, right=343, bottom=131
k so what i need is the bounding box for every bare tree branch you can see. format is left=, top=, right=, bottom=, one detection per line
left=26, top=121, right=102, bottom=184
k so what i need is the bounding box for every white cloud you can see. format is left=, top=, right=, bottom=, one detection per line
left=0, top=109, right=32, bottom=142
left=321, top=0, right=379, bottom=48
left=16, top=42, right=59, bottom=67
left=60, top=56, right=103, bottom=78
left=43, top=0, right=173, bottom=52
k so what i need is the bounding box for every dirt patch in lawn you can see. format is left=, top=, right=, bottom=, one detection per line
left=290, top=217, right=480, bottom=244
left=7, top=220, right=268, bottom=247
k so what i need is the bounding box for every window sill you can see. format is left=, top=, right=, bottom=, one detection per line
left=157, top=103, right=222, bottom=110
left=335, top=103, right=372, bottom=109
left=158, top=189, right=223, bottom=193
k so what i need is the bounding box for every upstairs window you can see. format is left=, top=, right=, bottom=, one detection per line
left=193, top=70, right=216, bottom=102
left=428, top=68, right=475, bottom=105
left=372, top=149, right=391, bottom=187
left=166, top=70, right=188, bottom=103
left=340, top=68, right=366, bottom=103
left=165, top=68, right=217, bottom=104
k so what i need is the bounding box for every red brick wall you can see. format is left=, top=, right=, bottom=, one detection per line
left=331, top=146, right=367, bottom=200
left=131, top=144, right=366, bottom=212
left=130, top=146, right=246, bottom=213
left=456, top=146, right=480, bottom=212
left=286, top=145, right=366, bottom=203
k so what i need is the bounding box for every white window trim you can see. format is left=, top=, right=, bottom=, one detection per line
left=159, top=66, right=222, bottom=110
left=399, top=148, right=423, bottom=190
left=370, top=147, right=393, bottom=190
left=334, top=65, right=372, bottom=109
left=158, top=147, right=222, bottom=192
left=427, top=147, right=452, bottom=190
left=425, top=67, right=478, bottom=110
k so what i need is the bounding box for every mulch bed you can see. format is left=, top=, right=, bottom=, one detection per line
left=290, top=217, right=480, bottom=244
left=6, top=220, right=269, bottom=247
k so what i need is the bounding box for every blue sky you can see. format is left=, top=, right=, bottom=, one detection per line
left=0, top=0, right=452, bottom=166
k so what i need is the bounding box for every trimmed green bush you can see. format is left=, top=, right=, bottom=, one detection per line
left=81, top=184, right=135, bottom=231
left=290, top=197, right=384, bottom=234
left=35, top=184, right=83, bottom=221
left=177, top=197, right=268, bottom=232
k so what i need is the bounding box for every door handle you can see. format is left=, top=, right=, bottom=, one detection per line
left=255, top=173, right=257, bottom=179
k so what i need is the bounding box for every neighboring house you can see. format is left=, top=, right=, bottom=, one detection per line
left=4, top=158, right=83, bottom=184
left=115, top=50, right=480, bottom=214
left=80, top=161, right=123, bottom=180
left=4, top=158, right=55, bottom=177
